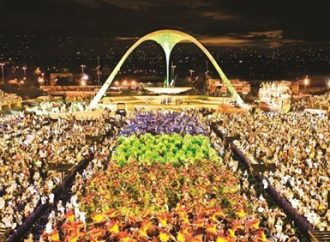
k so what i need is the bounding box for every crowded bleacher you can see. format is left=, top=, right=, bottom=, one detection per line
left=0, top=90, right=22, bottom=108
left=292, top=92, right=330, bottom=111
left=211, top=112, right=330, bottom=231
left=27, top=101, right=88, bottom=114
left=0, top=111, right=121, bottom=238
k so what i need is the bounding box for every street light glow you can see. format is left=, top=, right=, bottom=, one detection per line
left=304, top=76, right=310, bottom=86
left=82, top=74, right=89, bottom=81
left=38, top=77, right=45, bottom=85
left=80, top=79, right=87, bottom=86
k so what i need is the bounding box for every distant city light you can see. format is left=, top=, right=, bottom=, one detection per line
left=38, top=72, right=45, bottom=85
left=38, top=77, right=45, bottom=85
left=123, top=80, right=127, bottom=86
left=131, top=80, right=136, bottom=86
left=114, top=81, right=119, bottom=86
left=327, top=79, right=330, bottom=89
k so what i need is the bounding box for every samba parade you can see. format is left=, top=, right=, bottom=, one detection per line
left=0, top=6, right=330, bottom=241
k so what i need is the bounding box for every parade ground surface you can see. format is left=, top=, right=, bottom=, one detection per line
left=47, top=95, right=247, bottom=120
left=101, top=95, right=237, bottom=110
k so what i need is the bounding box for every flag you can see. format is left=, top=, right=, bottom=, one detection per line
left=159, top=231, right=170, bottom=242
left=49, top=230, right=60, bottom=242
left=216, top=235, right=229, bottom=242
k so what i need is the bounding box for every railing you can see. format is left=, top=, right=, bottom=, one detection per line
left=309, top=230, right=330, bottom=242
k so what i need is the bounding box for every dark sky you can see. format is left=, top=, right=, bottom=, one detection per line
left=0, top=0, right=328, bottom=46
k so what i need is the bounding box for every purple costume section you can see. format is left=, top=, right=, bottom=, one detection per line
left=120, top=112, right=209, bottom=136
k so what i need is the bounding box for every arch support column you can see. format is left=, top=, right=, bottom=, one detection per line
left=89, top=29, right=245, bottom=109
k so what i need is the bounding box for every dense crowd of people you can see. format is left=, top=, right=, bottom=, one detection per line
left=27, top=101, right=88, bottom=114
left=39, top=135, right=118, bottom=242
left=1, top=92, right=329, bottom=241
left=211, top=134, right=302, bottom=241
left=211, top=112, right=330, bottom=231
left=0, top=90, right=22, bottom=106
left=292, top=92, right=330, bottom=111
left=36, top=110, right=306, bottom=241
left=121, top=110, right=209, bottom=136
left=0, top=111, right=120, bottom=236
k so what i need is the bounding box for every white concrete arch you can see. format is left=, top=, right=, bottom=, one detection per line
left=89, top=29, right=244, bottom=109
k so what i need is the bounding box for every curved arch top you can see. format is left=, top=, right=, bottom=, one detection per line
left=89, top=29, right=244, bottom=109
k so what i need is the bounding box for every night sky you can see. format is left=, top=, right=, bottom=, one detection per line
left=0, top=0, right=328, bottom=46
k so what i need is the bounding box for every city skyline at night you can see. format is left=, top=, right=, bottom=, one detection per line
left=0, top=0, right=329, bottom=82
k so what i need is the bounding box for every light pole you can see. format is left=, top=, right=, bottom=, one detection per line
left=189, top=69, right=195, bottom=76
left=22, top=65, right=27, bottom=81
left=0, top=63, right=5, bottom=83
left=170, top=62, right=176, bottom=86
left=96, top=56, right=101, bottom=85
left=80, top=64, right=86, bottom=75
left=96, top=65, right=101, bottom=86
left=205, top=61, right=209, bottom=74
left=189, top=69, right=195, bottom=84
